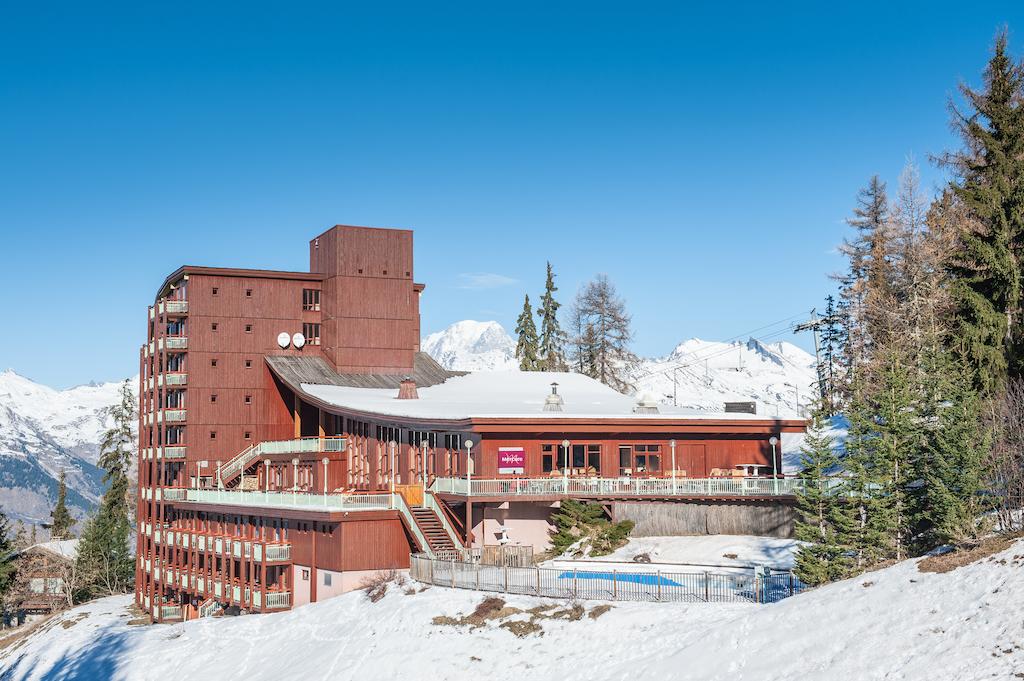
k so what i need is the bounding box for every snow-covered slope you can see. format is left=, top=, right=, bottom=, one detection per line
left=3, top=539, right=1022, bottom=681
left=422, top=320, right=518, bottom=371
left=0, top=370, right=135, bottom=526
left=423, top=321, right=817, bottom=417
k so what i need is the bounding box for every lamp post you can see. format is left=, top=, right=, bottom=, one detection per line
left=389, top=440, right=397, bottom=495
left=322, top=457, right=329, bottom=496
left=291, top=458, right=299, bottom=505
left=216, top=460, right=222, bottom=491
left=464, top=439, right=474, bottom=547
left=769, top=436, right=779, bottom=495
left=422, top=442, right=429, bottom=498
left=263, top=459, right=271, bottom=501
left=670, top=439, right=677, bottom=494
left=561, top=439, right=570, bottom=495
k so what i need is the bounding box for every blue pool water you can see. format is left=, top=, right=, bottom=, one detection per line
left=557, top=571, right=683, bottom=587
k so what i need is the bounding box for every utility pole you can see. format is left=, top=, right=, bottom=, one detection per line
left=794, top=307, right=826, bottom=403
left=672, top=368, right=679, bottom=407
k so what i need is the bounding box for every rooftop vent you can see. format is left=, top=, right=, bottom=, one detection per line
left=397, top=377, right=419, bottom=400
left=724, top=401, right=757, bottom=414
left=543, top=382, right=564, bottom=412
left=633, top=392, right=660, bottom=414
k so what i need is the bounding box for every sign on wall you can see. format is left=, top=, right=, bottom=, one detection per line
left=497, top=447, right=526, bottom=475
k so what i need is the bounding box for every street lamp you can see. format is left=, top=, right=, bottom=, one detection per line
left=769, top=436, right=779, bottom=495
left=291, top=458, right=299, bottom=505
left=263, top=459, right=271, bottom=499
left=464, top=439, right=474, bottom=547
left=216, top=460, right=222, bottom=490
left=561, top=439, right=571, bottom=494
left=322, top=457, right=329, bottom=496
left=389, top=440, right=397, bottom=495
left=669, top=439, right=677, bottom=494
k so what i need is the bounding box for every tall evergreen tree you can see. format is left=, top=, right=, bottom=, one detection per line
left=536, top=262, right=567, bottom=372
left=49, top=469, right=75, bottom=540
left=942, top=29, right=1024, bottom=394
left=568, top=275, right=637, bottom=393
left=0, top=508, right=16, bottom=602
left=76, top=381, right=136, bottom=598
left=793, top=414, right=846, bottom=585
left=513, top=294, right=540, bottom=371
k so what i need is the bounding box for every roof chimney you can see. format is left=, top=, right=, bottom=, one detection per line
left=633, top=392, right=660, bottom=414
left=397, top=376, right=419, bottom=400
left=543, top=382, right=564, bottom=412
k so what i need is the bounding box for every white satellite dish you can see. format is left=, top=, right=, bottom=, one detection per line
left=292, top=332, right=306, bottom=349
left=277, top=332, right=291, bottom=349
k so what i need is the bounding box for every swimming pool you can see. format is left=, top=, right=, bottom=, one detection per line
left=557, top=570, right=683, bottom=587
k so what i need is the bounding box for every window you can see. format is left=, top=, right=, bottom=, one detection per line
left=244, top=395, right=252, bottom=405
left=245, top=288, right=252, bottom=297
left=245, top=324, right=252, bottom=333
left=244, top=431, right=251, bottom=440
left=303, top=323, right=321, bottom=346
left=302, top=569, right=309, bottom=581
left=212, top=287, right=219, bottom=296
left=210, top=431, right=217, bottom=440
left=542, top=444, right=555, bottom=473
left=323, top=573, right=332, bottom=586
left=302, top=289, right=321, bottom=311
left=210, top=394, right=217, bottom=403
left=211, top=323, right=218, bottom=331
left=383, top=269, right=388, bottom=275
left=244, top=359, right=252, bottom=368
left=211, top=359, right=218, bottom=367
left=357, top=268, right=363, bottom=274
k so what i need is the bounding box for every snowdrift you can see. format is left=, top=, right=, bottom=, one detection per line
left=2, top=539, right=1022, bottom=681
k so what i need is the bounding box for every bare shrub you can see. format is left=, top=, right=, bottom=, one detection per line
left=360, top=569, right=405, bottom=603
left=588, top=604, right=613, bottom=620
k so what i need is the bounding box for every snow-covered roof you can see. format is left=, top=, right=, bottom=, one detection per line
left=26, top=538, right=78, bottom=561
left=301, top=371, right=782, bottom=422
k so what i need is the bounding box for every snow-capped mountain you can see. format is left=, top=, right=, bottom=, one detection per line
left=0, top=369, right=135, bottom=527
left=421, top=320, right=519, bottom=371
left=422, top=321, right=817, bottom=417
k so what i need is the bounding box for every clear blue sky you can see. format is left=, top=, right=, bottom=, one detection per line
left=3, top=2, right=1023, bottom=388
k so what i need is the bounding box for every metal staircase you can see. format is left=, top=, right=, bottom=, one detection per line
left=218, top=437, right=346, bottom=487
left=410, top=507, right=458, bottom=554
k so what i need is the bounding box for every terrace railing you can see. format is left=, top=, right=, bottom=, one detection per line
left=180, top=488, right=395, bottom=512
left=219, top=437, right=347, bottom=484
left=430, top=476, right=805, bottom=499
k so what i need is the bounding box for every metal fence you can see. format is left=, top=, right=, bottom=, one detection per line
left=409, top=553, right=807, bottom=604
left=431, top=476, right=804, bottom=498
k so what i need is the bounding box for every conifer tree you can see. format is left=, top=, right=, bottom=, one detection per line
left=793, top=414, right=846, bottom=584
left=49, top=469, right=75, bottom=540
left=568, top=275, right=637, bottom=393
left=942, top=29, right=1024, bottom=394
left=0, top=508, right=15, bottom=602
left=76, top=381, right=136, bottom=598
left=536, top=262, right=567, bottom=372
left=513, top=294, right=540, bottom=371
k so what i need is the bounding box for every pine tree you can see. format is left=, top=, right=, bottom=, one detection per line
left=76, top=380, right=136, bottom=598
left=49, top=469, right=75, bottom=540
left=536, top=262, right=567, bottom=372
left=0, top=508, right=16, bottom=602
left=568, top=275, right=637, bottom=393
left=793, top=414, right=846, bottom=584
left=942, top=29, right=1024, bottom=394
left=513, top=294, right=540, bottom=371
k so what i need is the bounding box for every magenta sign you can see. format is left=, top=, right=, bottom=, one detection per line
left=498, top=447, right=526, bottom=475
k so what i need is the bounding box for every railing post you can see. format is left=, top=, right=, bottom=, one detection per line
left=704, top=571, right=710, bottom=602
left=536, top=566, right=541, bottom=596
left=451, top=559, right=456, bottom=589
left=613, top=570, right=617, bottom=601
left=573, top=568, right=577, bottom=599
left=504, top=565, right=508, bottom=593
left=657, top=570, right=662, bottom=602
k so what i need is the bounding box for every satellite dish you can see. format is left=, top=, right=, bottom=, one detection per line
left=277, top=332, right=290, bottom=349
left=292, top=332, right=306, bottom=349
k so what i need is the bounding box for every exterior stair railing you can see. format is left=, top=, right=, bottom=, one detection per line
left=219, top=437, right=347, bottom=486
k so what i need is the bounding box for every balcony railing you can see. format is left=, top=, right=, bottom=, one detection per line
left=163, top=300, right=189, bottom=315
left=163, top=372, right=187, bottom=386
left=163, top=488, right=187, bottom=501
left=264, top=592, right=291, bottom=609
left=163, top=409, right=186, bottom=422
left=430, top=476, right=805, bottom=498
left=179, top=488, right=394, bottom=512
left=163, top=446, right=187, bottom=460
left=159, top=336, right=188, bottom=351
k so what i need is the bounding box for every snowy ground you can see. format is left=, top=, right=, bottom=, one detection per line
left=3, top=538, right=1024, bottom=681
left=545, top=535, right=803, bottom=572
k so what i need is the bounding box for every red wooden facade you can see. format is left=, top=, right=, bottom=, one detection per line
left=134, top=224, right=806, bottom=622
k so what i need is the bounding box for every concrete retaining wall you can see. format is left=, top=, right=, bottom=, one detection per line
left=611, top=500, right=796, bottom=538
